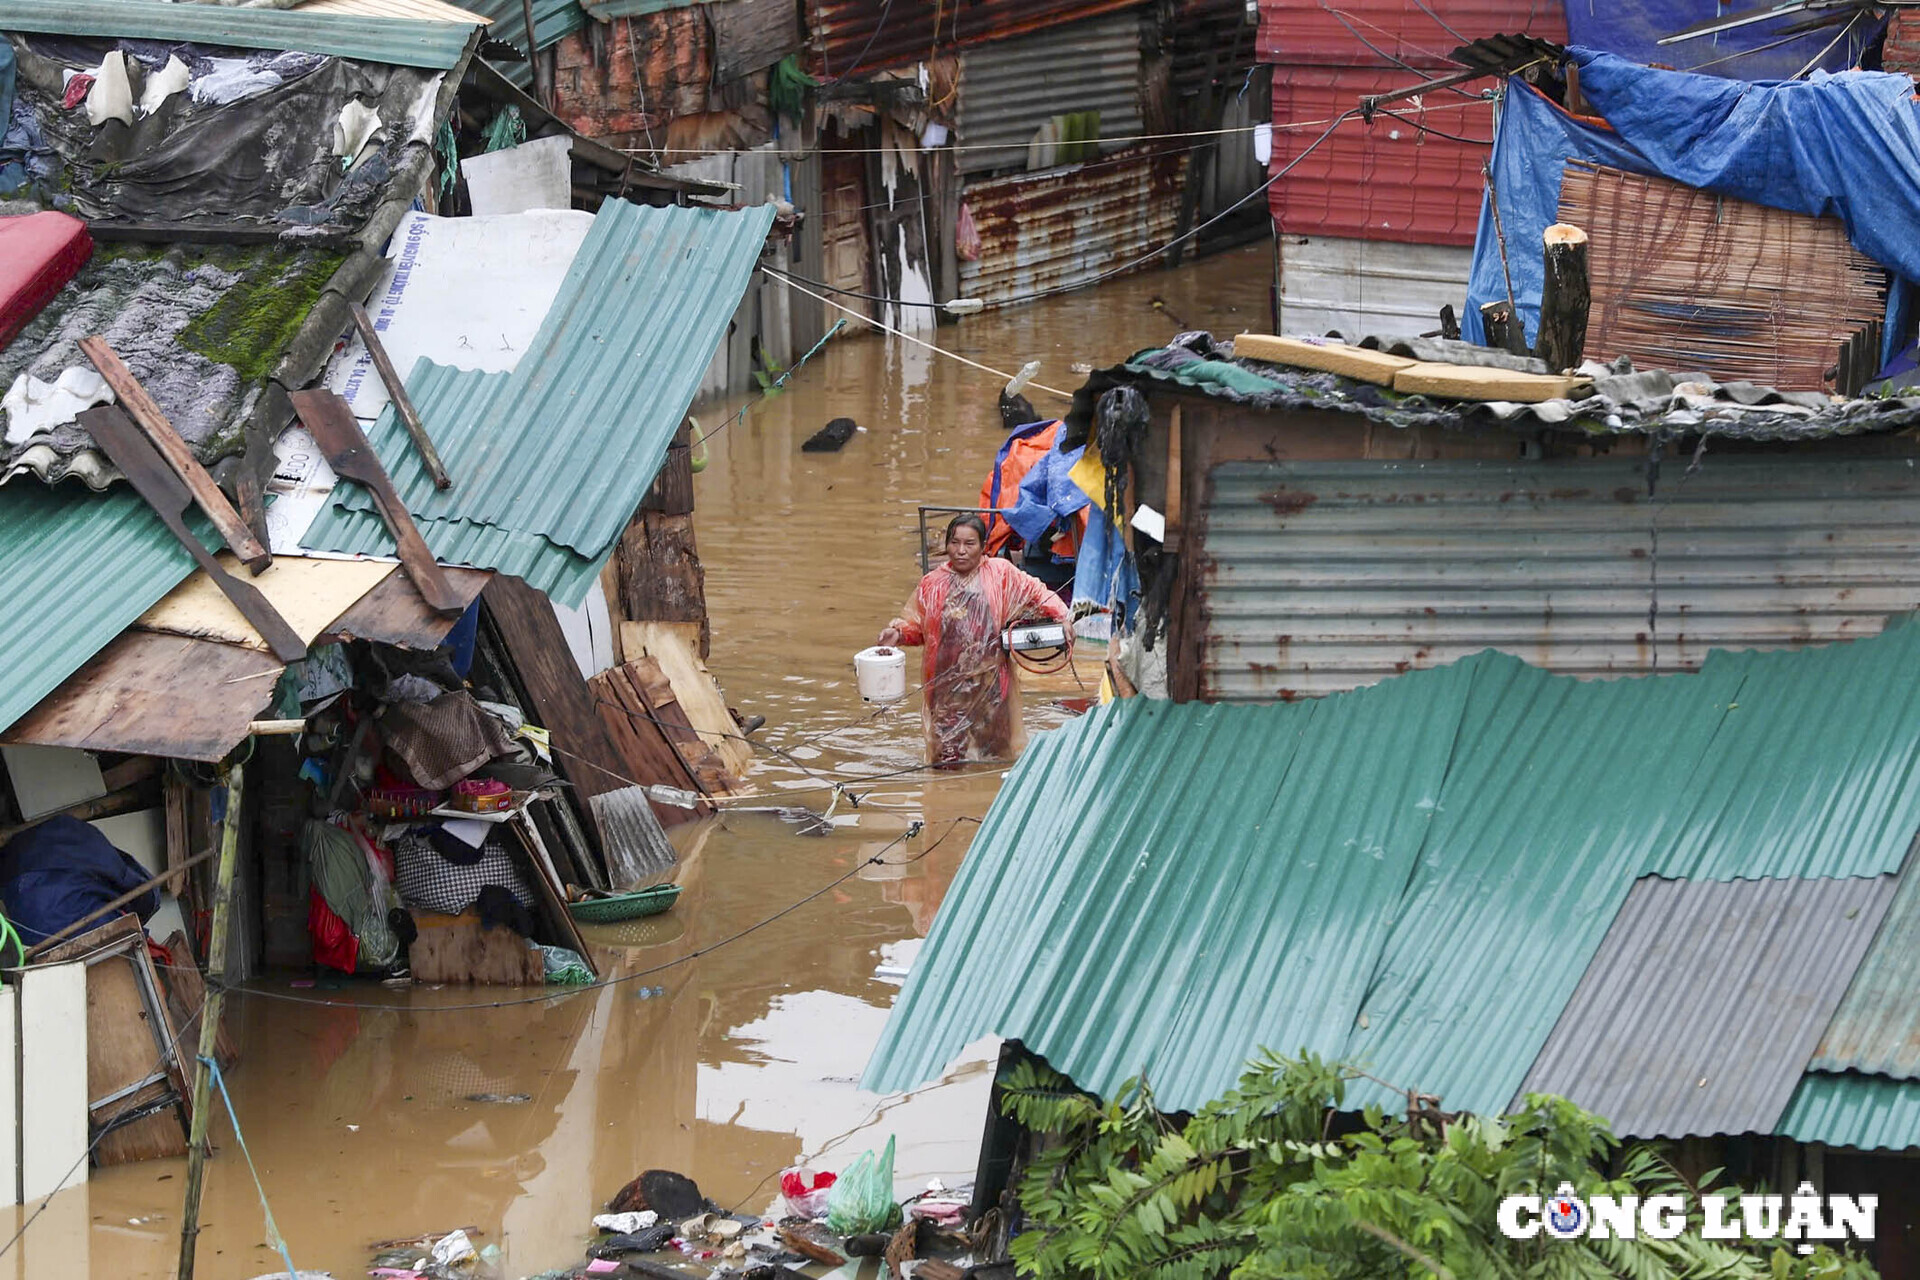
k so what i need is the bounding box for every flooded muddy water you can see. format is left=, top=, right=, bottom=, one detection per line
left=6, top=244, right=1272, bottom=1280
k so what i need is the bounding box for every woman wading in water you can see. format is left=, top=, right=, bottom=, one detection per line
left=879, top=514, right=1071, bottom=766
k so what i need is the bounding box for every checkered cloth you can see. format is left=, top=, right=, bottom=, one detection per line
left=390, top=828, right=535, bottom=917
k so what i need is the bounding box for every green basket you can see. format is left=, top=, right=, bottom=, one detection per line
left=567, top=883, right=682, bottom=924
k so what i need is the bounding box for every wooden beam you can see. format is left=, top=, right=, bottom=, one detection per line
left=76, top=337, right=270, bottom=573
left=349, top=302, right=453, bottom=491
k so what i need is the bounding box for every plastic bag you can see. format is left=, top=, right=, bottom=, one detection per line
left=825, top=1135, right=901, bottom=1235
left=780, top=1167, right=837, bottom=1219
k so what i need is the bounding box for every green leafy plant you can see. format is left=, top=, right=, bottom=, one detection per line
left=1003, top=1051, right=1878, bottom=1280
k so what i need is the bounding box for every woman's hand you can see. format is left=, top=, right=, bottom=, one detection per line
left=878, top=626, right=904, bottom=647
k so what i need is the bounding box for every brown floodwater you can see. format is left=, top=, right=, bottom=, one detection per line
left=5, top=243, right=1272, bottom=1280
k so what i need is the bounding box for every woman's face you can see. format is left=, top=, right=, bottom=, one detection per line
left=946, top=525, right=984, bottom=575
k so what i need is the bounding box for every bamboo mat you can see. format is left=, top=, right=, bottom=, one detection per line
left=1559, top=163, right=1883, bottom=391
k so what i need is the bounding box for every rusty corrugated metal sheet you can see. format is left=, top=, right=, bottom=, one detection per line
left=958, top=149, right=1186, bottom=303
left=1198, top=455, right=1920, bottom=703
left=803, top=0, right=1145, bottom=79
left=1256, top=0, right=1564, bottom=68
left=954, top=10, right=1146, bottom=176
left=1519, top=875, right=1898, bottom=1139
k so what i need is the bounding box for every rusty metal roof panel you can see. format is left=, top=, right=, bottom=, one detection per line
left=0, top=0, right=482, bottom=66
left=958, top=149, right=1186, bottom=304
left=1199, top=456, right=1920, bottom=703
left=954, top=11, right=1146, bottom=175
left=302, top=199, right=774, bottom=604
left=804, top=0, right=1146, bottom=78
left=1519, top=875, right=1897, bottom=1139
left=1255, top=0, right=1565, bottom=69
left=869, top=621, right=1920, bottom=1114
left=1812, top=857, right=1920, bottom=1079
left=0, top=483, right=202, bottom=737
left=1778, top=1072, right=1920, bottom=1152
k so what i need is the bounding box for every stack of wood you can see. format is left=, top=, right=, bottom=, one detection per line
left=1560, top=163, right=1883, bottom=391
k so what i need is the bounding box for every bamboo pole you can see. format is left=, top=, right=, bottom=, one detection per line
left=176, top=761, right=244, bottom=1280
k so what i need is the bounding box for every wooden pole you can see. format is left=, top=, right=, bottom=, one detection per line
left=1534, top=223, right=1590, bottom=372
left=349, top=302, right=453, bottom=491
left=521, top=0, right=547, bottom=107
left=176, top=761, right=244, bottom=1280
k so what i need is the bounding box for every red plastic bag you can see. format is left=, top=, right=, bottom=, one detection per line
left=780, top=1167, right=837, bottom=1219
left=308, top=887, right=360, bottom=973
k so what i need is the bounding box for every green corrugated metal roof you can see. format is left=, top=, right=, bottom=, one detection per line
left=865, top=621, right=1920, bottom=1115
left=465, top=0, right=583, bottom=53
left=0, top=483, right=209, bottom=736
left=1778, top=1072, right=1920, bottom=1151
left=301, top=365, right=603, bottom=605
left=579, top=0, right=698, bottom=21
left=1810, top=851, right=1920, bottom=1079
left=302, top=199, right=774, bottom=606
left=0, top=0, right=481, bottom=68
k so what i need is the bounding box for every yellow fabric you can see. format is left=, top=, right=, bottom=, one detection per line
left=1068, top=442, right=1125, bottom=525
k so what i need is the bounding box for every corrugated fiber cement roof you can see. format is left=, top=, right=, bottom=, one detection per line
left=302, top=198, right=775, bottom=606
left=865, top=619, right=1920, bottom=1121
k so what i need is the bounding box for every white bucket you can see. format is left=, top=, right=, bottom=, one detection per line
left=854, top=646, right=907, bottom=703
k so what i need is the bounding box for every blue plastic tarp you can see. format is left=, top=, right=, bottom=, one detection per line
left=1564, top=3, right=1883, bottom=82
left=0, top=815, right=159, bottom=947
left=1465, top=50, right=1920, bottom=367
left=1004, top=439, right=1089, bottom=546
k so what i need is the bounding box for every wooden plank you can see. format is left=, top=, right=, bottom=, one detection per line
left=86, top=952, right=187, bottom=1165
left=620, top=621, right=753, bottom=781
left=76, top=337, right=270, bottom=572
left=1230, top=333, right=1416, bottom=385
left=157, top=933, right=237, bottom=1069
left=1391, top=362, right=1589, bottom=403
left=614, top=511, right=710, bottom=657
left=137, top=554, right=395, bottom=651
left=484, top=576, right=632, bottom=806
left=349, top=302, right=453, bottom=491
left=408, top=912, right=544, bottom=985
left=17, top=963, right=86, bottom=1202
left=2, top=632, right=281, bottom=763
left=318, top=565, right=490, bottom=649
left=290, top=389, right=465, bottom=614
left=589, top=664, right=708, bottom=824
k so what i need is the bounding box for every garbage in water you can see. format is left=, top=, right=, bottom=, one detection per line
left=591, top=1210, right=658, bottom=1233
left=779, top=1165, right=837, bottom=1218
left=800, top=416, right=859, bottom=452
left=825, top=1134, right=902, bottom=1234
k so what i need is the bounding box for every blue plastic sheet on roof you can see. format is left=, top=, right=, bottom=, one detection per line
left=1563, top=3, right=1884, bottom=82
left=1465, top=49, right=1920, bottom=366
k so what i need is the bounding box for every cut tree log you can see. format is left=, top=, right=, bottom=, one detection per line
left=1534, top=223, right=1590, bottom=373
left=1479, top=300, right=1527, bottom=357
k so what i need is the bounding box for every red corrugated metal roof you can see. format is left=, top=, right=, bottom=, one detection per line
left=1256, top=0, right=1565, bottom=68
left=1269, top=67, right=1494, bottom=245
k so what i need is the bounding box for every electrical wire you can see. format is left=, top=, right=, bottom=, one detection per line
left=192, top=818, right=980, bottom=1015
left=1373, top=106, right=1493, bottom=146
left=816, top=0, right=895, bottom=87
